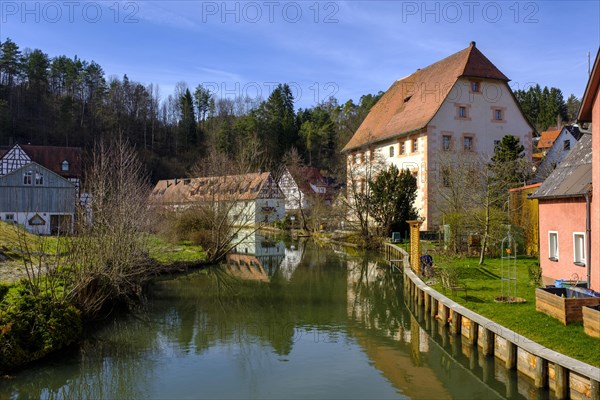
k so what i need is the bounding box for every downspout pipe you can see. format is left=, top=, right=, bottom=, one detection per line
left=585, top=191, right=592, bottom=288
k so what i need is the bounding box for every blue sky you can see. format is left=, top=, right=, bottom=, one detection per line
left=1, top=1, right=599, bottom=109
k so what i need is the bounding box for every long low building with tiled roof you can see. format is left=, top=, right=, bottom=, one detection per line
left=150, top=172, right=286, bottom=225
left=342, top=41, right=534, bottom=230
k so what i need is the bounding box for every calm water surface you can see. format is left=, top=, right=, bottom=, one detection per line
left=2, top=236, right=536, bottom=399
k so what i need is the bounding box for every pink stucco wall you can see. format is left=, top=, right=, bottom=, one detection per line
left=591, top=81, right=600, bottom=292
left=538, top=199, right=591, bottom=287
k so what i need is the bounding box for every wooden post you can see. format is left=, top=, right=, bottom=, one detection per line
left=591, top=379, right=599, bottom=400
left=430, top=298, right=438, bottom=317
left=481, top=328, right=494, bottom=357
left=424, top=293, right=431, bottom=313
left=506, top=370, right=517, bottom=399
left=469, top=348, right=477, bottom=370
left=506, top=342, right=517, bottom=370
left=554, top=364, right=568, bottom=400
left=417, top=290, right=424, bottom=306
left=451, top=335, right=460, bottom=357
left=440, top=305, right=449, bottom=326
left=450, top=310, right=461, bottom=335
left=534, top=356, right=548, bottom=388
left=407, top=219, right=424, bottom=274
left=468, top=321, right=479, bottom=346
left=482, top=356, right=494, bottom=383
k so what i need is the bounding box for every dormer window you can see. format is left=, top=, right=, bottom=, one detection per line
left=61, top=160, right=70, bottom=171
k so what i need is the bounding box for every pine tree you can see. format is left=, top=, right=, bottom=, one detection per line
left=179, top=89, right=197, bottom=147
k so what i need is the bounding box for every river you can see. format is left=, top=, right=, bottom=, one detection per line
left=1, top=235, right=545, bottom=399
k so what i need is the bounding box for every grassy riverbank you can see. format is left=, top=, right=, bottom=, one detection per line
left=0, top=222, right=207, bottom=374
left=429, top=256, right=600, bottom=366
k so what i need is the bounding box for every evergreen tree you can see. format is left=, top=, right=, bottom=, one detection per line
left=179, top=89, right=197, bottom=147
left=368, top=165, right=418, bottom=236
left=565, top=94, right=581, bottom=123
left=490, top=135, right=530, bottom=195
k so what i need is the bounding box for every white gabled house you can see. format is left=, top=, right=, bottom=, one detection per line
left=150, top=172, right=285, bottom=225
left=341, top=41, right=534, bottom=230
left=277, top=166, right=331, bottom=212
left=536, top=125, right=586, bottom=180
left=0, top=162, right=77, bottom=234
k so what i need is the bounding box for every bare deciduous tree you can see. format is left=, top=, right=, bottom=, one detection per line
left=67, top=140, right=156, bottom=319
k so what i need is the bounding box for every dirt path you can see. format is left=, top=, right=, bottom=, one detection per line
left=0, top=262, right=29, bottom=284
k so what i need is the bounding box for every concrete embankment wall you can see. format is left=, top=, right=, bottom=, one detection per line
left=383, top=243, right=600, bottom=400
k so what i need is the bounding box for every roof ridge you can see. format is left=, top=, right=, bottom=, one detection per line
left=342, top=43, right=510, bottom=152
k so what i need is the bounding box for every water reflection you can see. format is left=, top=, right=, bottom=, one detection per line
left=1, top=239, right=538, bottom=399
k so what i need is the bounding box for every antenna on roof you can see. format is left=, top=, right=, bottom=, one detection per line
left=588, top=51, right=591, bottom=76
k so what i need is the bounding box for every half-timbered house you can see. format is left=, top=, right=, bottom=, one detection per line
left=0, top=144, right=82, bottom=187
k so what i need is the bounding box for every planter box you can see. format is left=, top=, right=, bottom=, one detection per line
left=583, top=305, right=600, bottom=338
left=535, top=287, right=600, bottom=325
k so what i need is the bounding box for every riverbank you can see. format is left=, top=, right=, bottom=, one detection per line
left=384, top=243, right=600, bottom=399
left=0, top=232, right=208, bottom=375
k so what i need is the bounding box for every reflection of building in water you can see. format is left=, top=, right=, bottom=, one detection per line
left=224, top=253, right=270, bottom=282
left=346, top=259, right=429, bottom=352
left=226, top=231, right=285, bottom=279
left=346, top=260, right=449, bottom=398
left=279, top=244, right=302, bottom=280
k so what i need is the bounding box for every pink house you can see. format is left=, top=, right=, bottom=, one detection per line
left=531, top=49, right=599, bottom=291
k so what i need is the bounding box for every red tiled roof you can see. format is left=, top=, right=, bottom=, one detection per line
left=20, top=145, right=82, bottom=179
left=150, top=172, right=284, bottom=204
left=342, top=42, right=509, bottom=152
left=536, top=130, right=561, bottom=149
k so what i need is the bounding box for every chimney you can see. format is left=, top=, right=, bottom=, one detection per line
left=470, top=41, right=476, bottom=47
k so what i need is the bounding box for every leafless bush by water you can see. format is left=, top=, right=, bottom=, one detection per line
left=66, top=140, right=157, bottom=319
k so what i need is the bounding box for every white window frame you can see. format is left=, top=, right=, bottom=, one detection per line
left=548, top=231, right=559, bottom=260
left=35, top=172, right=44, bottom=186
left=389, top=146, right=395, bottom=158
left=573, top=232, right=586, bottom=265
left=23, top=171, right=32, bottom=185
left=463, top=136, right=473, bottom=151
left=442, top=135, right=451, bottom=151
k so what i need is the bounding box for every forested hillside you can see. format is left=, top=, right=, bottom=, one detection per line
left=0, top=38, right=577, bottom=182
left=0, top=38, right=381, bottom=181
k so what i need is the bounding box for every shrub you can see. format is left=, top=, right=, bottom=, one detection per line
left=0, top=285, right=82, bottom=373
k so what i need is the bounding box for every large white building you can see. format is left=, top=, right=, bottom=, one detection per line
left=342, top=42, right=534, bottom=230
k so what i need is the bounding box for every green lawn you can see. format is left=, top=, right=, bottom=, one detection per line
left=147, top=235, right=206, bottom=265
left=429, top=255, right=600, bottom=367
